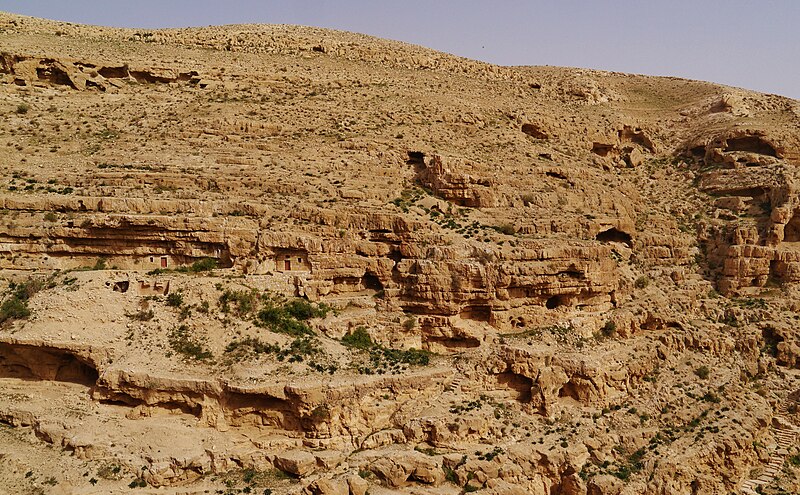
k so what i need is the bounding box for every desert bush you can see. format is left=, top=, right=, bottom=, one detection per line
left=255, top=298, right=328, bottom=337
left=176, top=257, right=217, bottom=273
left=166, top=292, right=184, bottom=307
left=168, top=324, right=212, bottom=361
left=0, top=279, right=44, bottom=324
left=694, top=366, right=710, bottom=379
left=283, top=298, right=330, bottom=320
left=601, top=320, right=617, bottom=338
left=342, top=326, right=373, bottom=349
left=219, top=288, right=259, bottom=316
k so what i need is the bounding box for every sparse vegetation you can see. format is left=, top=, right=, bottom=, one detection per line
left=694, top=366, right=710, bottom=379
left=176, top=257, right=218, bottom=273
left=0, top=278, right=44, bottom=325
left=168, top=324, right=213, bottom=361
left=342, top=326, right=431, bottom=374
left=166, top=292, right=184, bottom=307
left=255, top=297, right=329, bottom=337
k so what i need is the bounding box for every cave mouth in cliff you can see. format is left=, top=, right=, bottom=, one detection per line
left=724, top=136, right=778, bottom=157
left=545, top=294, right=570, bottom=309
left=785, top=213, right=800, bottom=242
left=596, top=227, right=632, bottom=248
left=112, top=280, right=130, bottom=293
left=0, top=344, right=99, bottom=386
left=425, top=336, right=481, bottom=350
left=689, top=146, right=706, bottom=159
left=130, top=70, right=174, bottom=84
left=761, top=326, right=783, bottom=358
left=362, top=272, right=384, bottom=292
left=406, top=151, right=426, bottom=173
left=460, top=305, right=492, bottom=322
left=494, top=371, right=533, bottom=402
left=36, top=64, right=75, bottom=88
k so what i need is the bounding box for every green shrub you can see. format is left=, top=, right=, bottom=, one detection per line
left=176, top=257, right=218, bottom=273
left=168, top=324, right=212, bottom=361
left=344, top=326, right=432, bottom=373
left=254, top=298, right=327, bottom=337
left=601, top=320, right=617, bottom=338
left=15, top=103, right=29, bottom=114
left=0, top=297, right=30, bottom=323
left=44, top=212, right=58, bottom=222
left=463, top=483, right=481, bottom=493
left=341, top=327, right=373, bottom=349
left=166, top=292, right=184, bottom=307
left=0, top=279, right=44, bottom=324
left=219, top=289, right=259, bottom=316
left=224, top=336, right=279, bottom=356
left=283, top=299, right=329, bottom=320
left=634, top=276, right=649, bottom=289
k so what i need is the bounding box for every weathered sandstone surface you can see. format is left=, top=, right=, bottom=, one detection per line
left=1, top=11, right=800, bottom=495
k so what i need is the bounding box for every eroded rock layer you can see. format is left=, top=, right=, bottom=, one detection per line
left=1, top=11, right=800, bottom=495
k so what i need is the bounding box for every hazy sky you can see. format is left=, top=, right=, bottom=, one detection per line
left=1, top=0, right=798, bottom=99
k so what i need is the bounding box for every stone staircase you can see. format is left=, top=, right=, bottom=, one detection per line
left=446, top=372, right=464, bottom=394
left=740, top=394, right=800, bottom=494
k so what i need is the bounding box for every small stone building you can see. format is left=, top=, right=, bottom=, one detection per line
left=274, top=249, right=311, bottom=272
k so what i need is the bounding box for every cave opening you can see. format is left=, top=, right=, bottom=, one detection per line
left=98, top=66, right=129, bottom=79
left=362, top=272, right=384, bottom=291
left=545, top=294, right=570, bottom=309
left=785, top=212, right=800, bottom=242
left=596, top=227, right=632, bottom=247
left=724, top=136, right=778, bottom=157
left=460, top=305, right=492, bottom=322
left=521, top=123, right=548, bottom=139
left=494, top=371, right=533, bottom=402
left=113, top=281, right=130, bottom=293
left=0, top=343, right=99, bottom=386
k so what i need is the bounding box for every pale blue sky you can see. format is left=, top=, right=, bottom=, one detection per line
left=1, top=0, right=798, bottom=99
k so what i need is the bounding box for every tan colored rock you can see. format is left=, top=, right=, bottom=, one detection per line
left=274, top=450, right=317, bottom=476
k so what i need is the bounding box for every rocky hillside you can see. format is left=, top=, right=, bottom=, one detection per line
left=1, top=11, right=800, bottom=495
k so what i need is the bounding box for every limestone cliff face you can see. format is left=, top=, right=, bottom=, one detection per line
left=2, top=11, right=800, bottom=495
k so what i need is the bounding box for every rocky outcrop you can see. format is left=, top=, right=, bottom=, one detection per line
left=0, top=52, right=203, bottom=90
